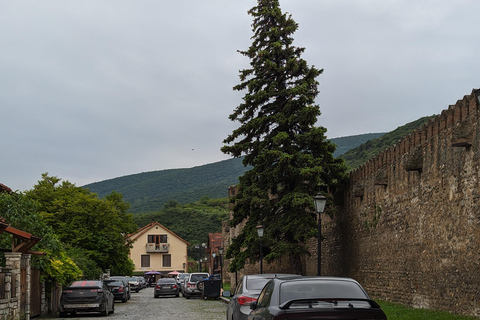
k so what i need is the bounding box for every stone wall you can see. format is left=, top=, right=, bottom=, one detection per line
left=316, top=89, right=480, bottom=317
left=222, top=89, right=480, bottom=317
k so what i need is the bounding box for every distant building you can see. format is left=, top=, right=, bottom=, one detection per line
left=128, top=221, right=189, bottom=275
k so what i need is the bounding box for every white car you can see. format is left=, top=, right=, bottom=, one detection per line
left=183, top=273, right=209, bottom=299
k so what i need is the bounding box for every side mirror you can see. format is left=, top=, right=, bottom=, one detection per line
left=250, top=301, right=258, bottom=310
left=221, top=290, right=231, bottom=298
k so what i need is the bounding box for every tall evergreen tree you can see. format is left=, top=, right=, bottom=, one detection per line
left=222, top=0, right=347, bottom=274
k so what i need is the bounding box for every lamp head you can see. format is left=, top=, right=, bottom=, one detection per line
left=256, top=225, right=264, bottom=238
left=314, top=194, right=327, bottom=214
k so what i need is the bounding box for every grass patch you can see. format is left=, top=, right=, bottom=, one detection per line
left=378, top=300, right=478, bottom=320
left=222, top=283, right=231, bottom=292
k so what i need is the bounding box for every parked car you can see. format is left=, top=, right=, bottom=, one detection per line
left=154, top=278, right=180, bottom=298
left=59, top=280, right=115, bottom=317
left=183, top=272, right=209, bottom=299
left=138, top=276, right=147, bottom=289
left=127, top=276, right=141, bottom=292
left=108, top=276, right=131, bottom=300
left=225, top=274, right=300, bottom=320
left=176, top=273, right=190, bottom=295
left=247, top=277, right=388, bottom=320
left=105, top=280, right=128, bottom=303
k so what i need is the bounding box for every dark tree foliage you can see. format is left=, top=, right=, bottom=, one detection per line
left=222, top=0, right=347, bottom=274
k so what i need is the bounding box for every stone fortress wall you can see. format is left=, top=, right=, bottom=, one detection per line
left=319, top=88, right=480, bottom=317
left=222, top=88, right=480, bottom=317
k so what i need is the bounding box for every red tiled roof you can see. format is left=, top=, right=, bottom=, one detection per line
left=128, top=221, right=190, bottom=245
left=208, top=233, right=222, bottom=253
left=0, top=183, right=12, bottom=193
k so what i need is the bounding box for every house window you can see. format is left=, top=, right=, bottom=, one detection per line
left=148, top=234, right=168, bottom=244
left=162, top=254, right=171, bottom=268
left=141, top=255, right=150, bottom=268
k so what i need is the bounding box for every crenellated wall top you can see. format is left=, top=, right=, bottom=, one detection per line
left=350, top=88, right=480, bottom=183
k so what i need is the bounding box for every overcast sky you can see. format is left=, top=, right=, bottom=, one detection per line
left=2, top=0, right=479, bottom=191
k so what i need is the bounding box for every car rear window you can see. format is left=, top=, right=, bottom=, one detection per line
left=190, top=274, right=208, bottom=282
left=158, top=278, right=176, bottom=284
left=246, top=278, right=270, bottom=290
left=280, top=280, right=367, bottom=304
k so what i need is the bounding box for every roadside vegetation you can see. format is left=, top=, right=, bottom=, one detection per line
left=1, top=173, right=138, bottom=287
left=378, top=300, right=478, bottom=320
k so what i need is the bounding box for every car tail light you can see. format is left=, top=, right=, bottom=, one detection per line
left=156, top=285, right=161, bottom=289
left=90, top=289, right=103, bottom=293
left=187, top=282, right=196, bottom=288
left=237, top=296, right=257, bottom=306
left=62, top=290, right=73, bottom=293
left=118, top=287, right=124, bottom=292
left=172, top=284, right=178, bottom=289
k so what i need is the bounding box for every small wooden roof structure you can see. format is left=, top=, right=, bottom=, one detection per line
left=0, top=183, right=44, bottom=255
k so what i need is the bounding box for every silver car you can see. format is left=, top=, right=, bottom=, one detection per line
left=183, top=273, right=209, bottom=299
left=225, top=274, right=300, bottom=320
left=176, top=273, right=190, bottom=295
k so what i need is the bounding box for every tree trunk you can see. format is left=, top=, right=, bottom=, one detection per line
left=289, top=252, right=304, bottom=275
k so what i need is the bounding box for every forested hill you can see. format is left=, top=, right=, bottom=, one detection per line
left=83, top=133, right=385, bottom=213
left=83, top=157, right=248, bottom=213
left=330, top=133, right=385, bottom=157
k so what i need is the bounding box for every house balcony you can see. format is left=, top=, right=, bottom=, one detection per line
left=146, top=243, right=170, bottom=253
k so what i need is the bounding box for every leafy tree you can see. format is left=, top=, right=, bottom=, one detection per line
left=222, top=0, right=347, bottom=274
left=26, top=173, right=138, bottom=276
left=0, top=192, right=82, bottom=285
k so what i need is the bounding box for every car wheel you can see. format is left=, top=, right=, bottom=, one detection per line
left=59, top=311, right=67, bottom=318
left=185, top=294, right=190, bottom=299
left=176, top=292, right=179, bottom=297
left=154, top=295, right=158, bottom=298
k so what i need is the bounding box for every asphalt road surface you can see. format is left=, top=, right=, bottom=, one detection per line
left=40, top=286, right=228, bottom=320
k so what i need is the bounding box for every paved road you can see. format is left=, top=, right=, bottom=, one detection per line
left=40, top=287, right=228, bottom=320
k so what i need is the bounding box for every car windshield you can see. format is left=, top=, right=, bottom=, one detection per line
left=246, top=278, right=270, bottom=290
left=280, top=280, right=367, bottom=304
left=107, top=281, right=123, bottom=287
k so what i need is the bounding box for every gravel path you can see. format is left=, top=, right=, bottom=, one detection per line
left=40, top=287, right=228, bottom=320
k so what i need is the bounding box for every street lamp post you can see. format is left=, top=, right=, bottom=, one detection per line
left=195, top=243, right=206, bottom=272
left=256, top=225, right=264, bottom=274
left=314, top=194, right=327, bottom=276
left=218, top=247, right=224, bottom=287
left=212, top=252, right=216, bottom=275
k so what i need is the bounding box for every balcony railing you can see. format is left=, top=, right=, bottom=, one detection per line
left=146, top=243, right=169, bottom=253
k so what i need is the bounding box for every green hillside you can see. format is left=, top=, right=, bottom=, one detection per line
left=83, top=133, right=383, bottom=213
left=330, top=133, right=385, bottom=157
left=83, top=157, right=248, bottom=213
